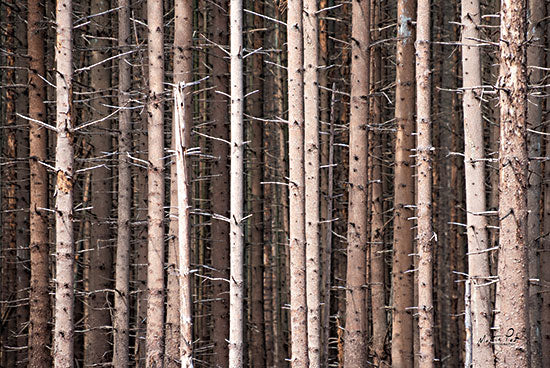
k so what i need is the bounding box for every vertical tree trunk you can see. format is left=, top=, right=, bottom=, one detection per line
left=287, top=0, right=308, bottom=365
left=229, top=0, right=245, bottom=364
left=391, top=0, right=415, bottom=366
left=415, top=0, right=435, bottom=365
left=54, top=0, right=75, bottom=364
left=249, top=1, right=266, bottom=365
left=526, top=1, right=544, bottom=366
left=113, top=0, right=132, bottom=364
left=85, top=0, right=113, bottom=364
left=344, top=0, right=369, bottom=366
left=495, top=0, right=529, bottom=366
left=303, top=0, right=321, bottom=365
left=461, top=0, right=495, bottom=365
left=146, top=0, right=166, bottom=364
left=28, top=0, right=51, bottom=364
left=370, top=1, right=387, bottom=364
left=210, top=0, right=230, bottom=365
left=174, top=84, right=193, bottom=368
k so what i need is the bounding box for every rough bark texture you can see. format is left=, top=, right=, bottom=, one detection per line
left=461, top=0, right=495, bottom=365
left=228, top=0, right=245, bottom=365
left=249, top=1, right=266, bottom=366
left=303, top=0, right=321, bottom=365
left=85, top=0, right=113, bottom=364
left=391, top=0, right=415, bottom=366
left=113, top=0, right=131, bottom=364
left=210, top=0, right=230, bottom=365
left=146, top=0, right=166, bottom=364
left=287, top=0, right=308, bottom=365
left=28, top=0, right=51, bottom=363
left=495, top=0, right=530, bottom=366
left=526, top=1, right=544, bottom=366
left=344, top=0, right=369, bottom=366
left=54, top=0, right=75, bottom=364
left=415, top=1, right=435, bottom=365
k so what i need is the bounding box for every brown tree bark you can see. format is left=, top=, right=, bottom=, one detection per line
left=391, top=0, right=415, bottom=366
left=27, top=0, right=51, bottom=363
left=210, top=0, right=230, bottom=365
left=146, top=0, right=166, bottom=364
left=495, top=0, right=530, bottom=366
left=112, top=0, right=132, bottom=364
left=85, top=0, right=113, bottom=364
left=53, top=0, right=75, bottom=363
left=344, top=0, right=369, bottom=365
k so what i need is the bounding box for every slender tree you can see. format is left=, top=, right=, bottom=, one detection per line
left=228, top=0, right=245, bottom=364
left=112, top=0, right=132, bottom=364
left=495, top=0, right=530, bottom=366
left=415, top=0, right=435, bottom=365
left=391, top=0, right=415, bottom=366
left=146, top=0, right=166, bottom=364
left=28, top=0, right=51, bottom=364
left=461, top=0, right=495, bottom=365
left=344, top=0, right=369, bottom=365
left=287, top=0, right=308, bottom=365
left=54, top=0, right=75, bottom=364
left=303, top=0, right=321, bottom=364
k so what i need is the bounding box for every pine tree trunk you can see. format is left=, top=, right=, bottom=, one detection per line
left=228, top=0, right=245, bottom=364
left=391, top=0, right=415, bottom=366
left=28, top=0, right=51, bottom=363
left=526, top=1, right=544, bottom=366
left=495, top=0, right=529, bottom=366
left=146, top=0, right=166, bottom=364
left=85, top=0, right=113, bottom=363
left=54, top=0, right=75, bottom=364
left=303, top=0, right=321, bottom=364
left=344, top=0, right=369, bottom=366
left=415, top=0, right=435, bottom=365
left=113, top=0, right=132, bottom=364
left=461, top=0, right=495, bottom=365
left=287, top=0, right=308, bottom=365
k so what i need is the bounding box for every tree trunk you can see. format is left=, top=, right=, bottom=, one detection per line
left=54, top=0, right=75, bottom=364
left=526, top=1, right=544, bottom=366
left=415, top=0, right=435, bottom=365
left=287, top=0, right=308, bottom=365
left=495, top=0, right=530, bottom=366
left=391, top=0, right=415, bottom=366
left=146, top=0, right=166, bottom=364
left=303, top=0, right=321, bottom=365
left=344, top=0, right=369, bottom=366
left=85, top=0, right=113, bottom=364
left=28, top=0, right=51, bottom=363
left=113, top=0, right=131, bottom=364
left=461, top=0, right=495, bottom=365
left=229, top=0, right=245, bottom=364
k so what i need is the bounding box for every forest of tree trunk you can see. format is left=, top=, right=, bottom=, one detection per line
left=1, top=0, right=550, bottom=367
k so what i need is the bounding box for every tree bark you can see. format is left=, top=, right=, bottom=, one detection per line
left=113, top=0, right=132, bottom=364
left=495, top=0, right=530, bottom=366
left=461, top=0, right=495, bottom=365
left=391, top=0, right=415, bottom=366
left=303, top=0, right=321, bottom=364
left=85, top=0, right=113, bottom=363
left=146, top=0, right=166, bottom=364
left=228, top=0, right=245, bottom=364
left=28, top=0, right=51, bottom=363
left=54, top=0, right=75, bottom=364
left=415, top=0, right=435, bottom=365
left=287, top=0, right=308, bottom=365
left=344, top=0, right=369, bottom=366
